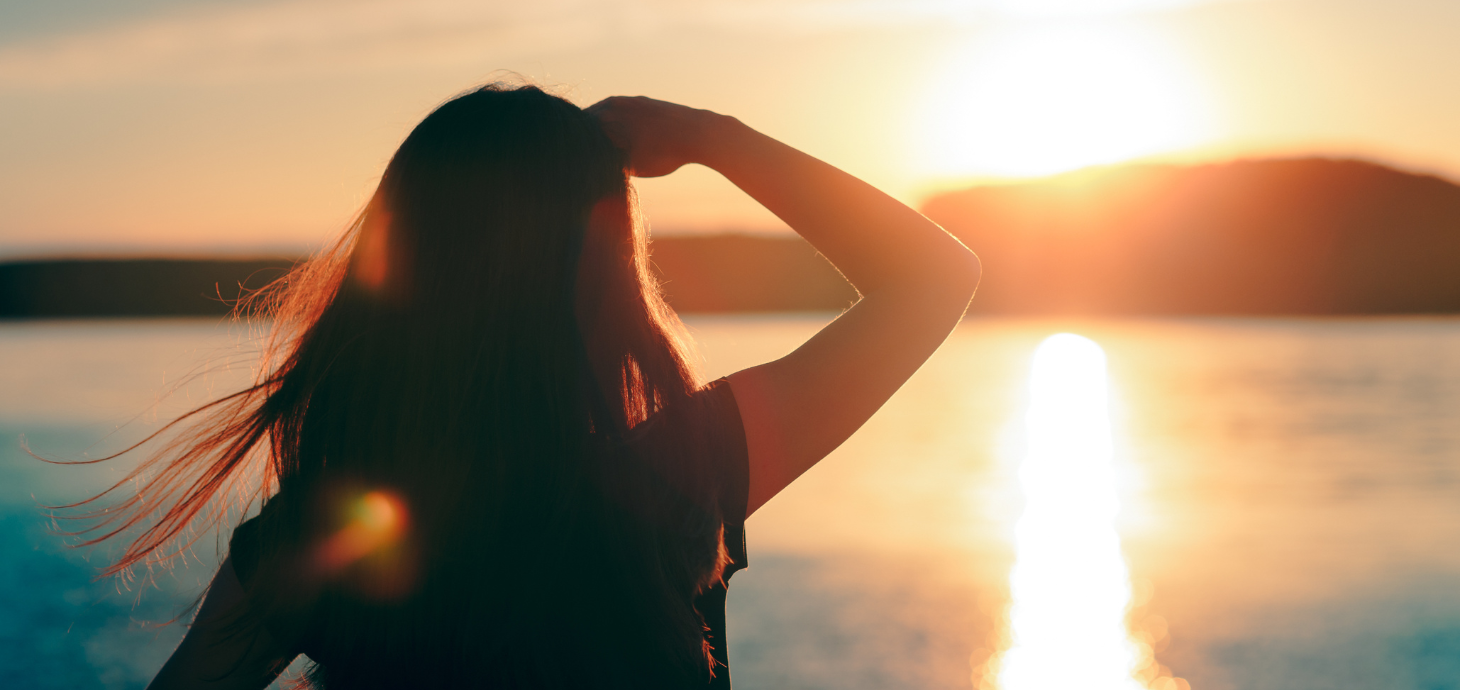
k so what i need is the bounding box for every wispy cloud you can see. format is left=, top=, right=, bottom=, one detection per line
left=0, top=0, right=1237, bottom=89
left=989, top=0, right=1227, bottom=17
left=0, top=0, right=609, bottom=88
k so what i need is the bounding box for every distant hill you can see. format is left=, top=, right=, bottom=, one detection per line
left=922, top=158, right=1460, bottom=314
left=4, top=157, right=1458, bottom=318
left=0, top=237, right=855, bottom=318
left=0, top=258, right=295, bottom=318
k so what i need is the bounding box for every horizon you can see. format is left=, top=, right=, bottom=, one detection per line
left=0, top=152, right=1453, bottom=262
left=7, top=155, right=1459, bottom=319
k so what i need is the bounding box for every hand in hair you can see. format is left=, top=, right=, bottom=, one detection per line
left=587, top=96, right=728, bottom=178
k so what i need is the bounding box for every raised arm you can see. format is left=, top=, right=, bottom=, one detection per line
left=590, top=97, right=980, bottom=516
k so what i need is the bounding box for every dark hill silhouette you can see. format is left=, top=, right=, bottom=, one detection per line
left=0, top=238, right=856, bottom=318
left=0, top=258, right=293, bottom=318
left=922, top=158, right=1460, bottom=314
left=4, top=157, right=1458, bottom=318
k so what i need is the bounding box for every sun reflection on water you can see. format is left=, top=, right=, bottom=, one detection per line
left=985, top=334, right=1186, bottom=690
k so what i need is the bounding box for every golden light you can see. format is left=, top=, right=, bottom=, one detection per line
left=990, top=0, right=1211, bottom=17
left=919, top=22, right=1213, bottom=178
left=984, top=334, right=1185, bottom=690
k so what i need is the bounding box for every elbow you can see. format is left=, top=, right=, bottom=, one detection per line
left=903, top=245, right=980, bottom=314
left=958, top=248, right=982, bottom=299
left=873, top=240, right=981, bottom=305
left=941, top=245, right=982, bottom=304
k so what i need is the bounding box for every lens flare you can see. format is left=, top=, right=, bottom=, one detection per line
left=316, top=489, right=408, bottom=574
left=354, top=211, right=393, bottom=292
left=985, top=334, right=1183, bottom=689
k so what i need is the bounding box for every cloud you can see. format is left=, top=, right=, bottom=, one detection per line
left=0, top=0, right=610, bottom=88
left=0, top=0, right=1239, bottom=89
left=989, top=0, right=1224, bottom=17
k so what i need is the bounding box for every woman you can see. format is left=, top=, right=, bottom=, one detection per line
left=80, top=84, right=978, bottom=688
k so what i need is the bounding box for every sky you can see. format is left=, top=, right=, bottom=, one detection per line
left=2, top=0, right=1459, bottom=257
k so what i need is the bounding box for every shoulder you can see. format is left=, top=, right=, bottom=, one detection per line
left=627, top=378, right=743, bottom=446
left=146, top=557, right=295, bottom=689
left=226, top=494, right=323, bottom=655
left=228, top=504, right=273, bottom=588
left=614, top=378, right=748, bottom=523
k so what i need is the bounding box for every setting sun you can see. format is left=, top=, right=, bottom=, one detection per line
left=920, top=22, right=1214, bottom=179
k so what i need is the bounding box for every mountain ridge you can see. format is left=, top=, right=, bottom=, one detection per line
left=3, top=157, right=1458, bottom=317
left=922, top=157, right=1460, bottom=314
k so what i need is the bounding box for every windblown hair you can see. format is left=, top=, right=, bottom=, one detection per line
left=58, top=84, right=728, bottom=688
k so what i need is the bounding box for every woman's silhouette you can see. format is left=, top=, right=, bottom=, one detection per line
left=82, top=83, right=978, bottom=689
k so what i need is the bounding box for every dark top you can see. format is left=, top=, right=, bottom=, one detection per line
left=229, top=378, right=750, bottom=687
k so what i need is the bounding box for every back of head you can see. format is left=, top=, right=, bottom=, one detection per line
left=263, top=84, right=712, bottom=688
left=92, top=84, right=716, bottom=689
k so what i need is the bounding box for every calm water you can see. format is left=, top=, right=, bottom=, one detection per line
left=3, top=316, right=1460, bottom=689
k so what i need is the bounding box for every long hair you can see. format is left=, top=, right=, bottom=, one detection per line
left=59, top=84, right=724, bottom=687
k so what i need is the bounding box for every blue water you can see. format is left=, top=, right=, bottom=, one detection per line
left=0, top=427, right=190, bottom=689
left=4, top=317, right=1460, bottom=689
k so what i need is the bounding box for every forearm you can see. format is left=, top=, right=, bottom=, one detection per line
left=692, top=116, right=980, bottom=298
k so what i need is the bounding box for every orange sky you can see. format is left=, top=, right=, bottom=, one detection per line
left=2, top=0, right=1458, bottom=257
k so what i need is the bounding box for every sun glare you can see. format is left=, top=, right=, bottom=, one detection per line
left=991, top=0, right=1211, bottom=17
left=984, top=334, right=1185, bottom=690
left=920, top=23, right=1212, bottom=179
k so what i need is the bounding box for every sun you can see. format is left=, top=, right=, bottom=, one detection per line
left=918, top=21, right=1214, bottom=179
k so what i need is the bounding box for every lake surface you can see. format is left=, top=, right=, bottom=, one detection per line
left=4, top=316, right=1460, bottom=689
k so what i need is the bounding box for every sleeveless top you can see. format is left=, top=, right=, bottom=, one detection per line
left=229, top=378, right=750, bottom=688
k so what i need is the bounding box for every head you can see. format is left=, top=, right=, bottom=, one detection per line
left=333, top=83, right=695, bottom=432
left=68, top=84, right=715, bottom=687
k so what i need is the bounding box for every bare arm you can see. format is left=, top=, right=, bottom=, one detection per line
left=146, top=558, right=294, bottom=690
left=591, top=97, right=980, bottom=516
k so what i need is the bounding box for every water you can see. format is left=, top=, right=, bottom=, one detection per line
left=4, top=316, right=1460, bottom=689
